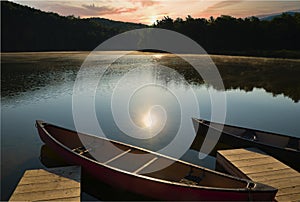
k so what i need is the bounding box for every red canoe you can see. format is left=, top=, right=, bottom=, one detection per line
left=36, top=120, right=277, bottom=201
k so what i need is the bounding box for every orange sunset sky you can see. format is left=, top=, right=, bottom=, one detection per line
left=12, top=0, right=300, bottom=24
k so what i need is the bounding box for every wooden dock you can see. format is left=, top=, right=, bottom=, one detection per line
left=217, top=148, right=300, bottom=201
left=9, top=166, right=81, bottom=201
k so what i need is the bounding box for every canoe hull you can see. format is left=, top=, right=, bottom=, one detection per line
left=192, top=119, right=300, bottom=171
left=37, top=121, right=276, bottom=201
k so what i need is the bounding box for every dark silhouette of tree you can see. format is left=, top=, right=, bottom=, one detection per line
left=1, top=1, right=300, bottom=58
left=1, top=1, right=145, bottom=52
left=154, top=13, right=300, bottom=58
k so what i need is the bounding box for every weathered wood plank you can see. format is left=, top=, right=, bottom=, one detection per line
left=249, top=169, right=298, bottom=180
left=20, top=175, right=74, bottom=185
left=219, top=153, right=269, bottom=161
left=9, top=187, right=80, bottom=201
left=218, top=148, right=254, bottom=156
left=38, top=196, right=81, bottom=201
left=217, top=148, right=300, bottom=202
left=240, top=163, right=289, bottom=175
left=276, top=185, right=300, bottom=196
left=228, top=156, right=275, bottom=167
left=24, top=166, right=80, bottom=178
left=276, top=193, right=300, bottom=201
left=260, top=178, right=300, bottom=188
left=9, top=166, right=81, bottom=201
left=13, top=180, right=79, bottom=194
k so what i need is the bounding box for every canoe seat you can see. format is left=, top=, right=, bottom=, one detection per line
left=72, top=146, right=89, bottom=155
left=180, top=177, right=198, bottom=185
left=286, top=137, right=299, bottom=150
left=241, top=130, right=258, bottom=141
left=180, top=168, right=205, bottom=185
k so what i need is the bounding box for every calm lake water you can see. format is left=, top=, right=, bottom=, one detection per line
left=1, top=51, right=300, bottom=200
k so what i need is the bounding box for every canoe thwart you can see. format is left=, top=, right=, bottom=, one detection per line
left=133, top=157, right=159, bottom=174
left=103, top=149, right=132, bottom=164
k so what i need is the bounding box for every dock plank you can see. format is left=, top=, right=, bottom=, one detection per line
left=23, top=166, right=80, bottom=178
left=13, top=180, right=79, bottom=194
left=19, top=175, right=77, bottom=185
left=9, top=187, right=80, bottom=201
left=261, top=178, right=300, bottom=187
left=38, top=196, right=82, bottom=201
left=218, top=152, right=269, bottom=161
left=276, top=185, right=300, bottom=196
left=217, top=148, right=300, bottom=202
left=249, top=168, right=299, bottom=180
left=239, top=162, right=289, bottom=175
left=226, top=157, right=275, bottom=167
left=276, top=193, right=300, bottom=202
left=218, top=148, right=265, bottom=156
left=9, top=166, right=81, bottom=201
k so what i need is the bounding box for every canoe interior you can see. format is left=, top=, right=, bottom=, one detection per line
left=201, top=120, right=300, bottom=151
left=44, top=123, right=249, bottom=189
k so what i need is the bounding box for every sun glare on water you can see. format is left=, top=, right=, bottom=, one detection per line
left=140, top=105, right=166, bottom=135
left=143, top=111, right=155, bottom=128
left=153, top=54, right=163, bottom=59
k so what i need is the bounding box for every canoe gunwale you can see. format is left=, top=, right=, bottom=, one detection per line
left=192, top=118, right=300, bottom=153
left=36, top=120, right=276, bottom=193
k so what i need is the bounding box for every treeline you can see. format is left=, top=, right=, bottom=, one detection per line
left=1, top=1, right=145, bottom=52
left=154, top=15, right=300, bottom=57
left=2, top=1, right=300, bottom=58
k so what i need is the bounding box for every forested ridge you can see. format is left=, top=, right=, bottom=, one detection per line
left=1, top=1, right=146, bottom=51
left=2, top=1, right=300, bottom=58
left=154, top=15, right=300, bottom=58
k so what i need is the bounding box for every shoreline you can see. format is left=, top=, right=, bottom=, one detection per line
left=2, top=50, right=300, bottom=60
left=209, top=50, right=300, bottom=60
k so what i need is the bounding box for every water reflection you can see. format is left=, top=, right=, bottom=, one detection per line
left=2, top=52, right=300, bottom=200
left=156, top=54, right=300, bottom=102
left=95, top=59, right=186, bottom=154
left=1, top=52, right=86, bottom=99
left=2, top=52, right=300, bottom=103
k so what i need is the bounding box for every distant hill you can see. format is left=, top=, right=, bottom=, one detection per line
left=89, top=18, right=146, bottom=32
left=258, top=10, right=300, bottom=21
left=1, top=1, right=146, bottom=52
left=2, top=1, right=300, bottom=58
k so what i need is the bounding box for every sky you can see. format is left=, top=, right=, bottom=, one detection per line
left=11, top=0, right=300, bottom=24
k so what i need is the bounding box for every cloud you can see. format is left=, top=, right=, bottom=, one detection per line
left=199, top=0, right=300, bottom=18
left=81, top=3, right=138, bottom=15
left=140, top=0, right=157, bottom=7
left=206, top=0, right=243, bottom=11
left=81, top=4, right=116, bottom=15
left=32, top=3, right=112, bottom=17
left=113, top=7, right=138, bottom=14
left=128, top=0, right=159, bottom=7
left=43, top=3, right=139, bottom=17
left=199, top=0, right=243, bottom=17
